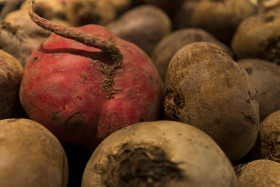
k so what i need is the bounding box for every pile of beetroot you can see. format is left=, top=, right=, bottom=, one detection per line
left=1, top=0, right=280, bottom=186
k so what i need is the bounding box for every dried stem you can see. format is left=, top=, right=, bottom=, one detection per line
left=28, top=0, right=123, bottom=64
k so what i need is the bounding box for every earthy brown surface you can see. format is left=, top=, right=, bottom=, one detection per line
left=0, top=20, right=46, bottom=67
left=237, top=58, right=280, bottom=121
left=82, top=121, right=238, bottom=187
left=259, top=110, right=280, bottom=162
left=164, top=42, right=259, bottom=161
left=232, top=8, right=280, bottom=64
left=151, top=28, right=233, bottom=82
left=0, top=50, right=23, bottom=119
left=5, top=9, right=50, bottom=38
left=237, top=159, right=280, bottom=186
left=140, top=0, right=183, bottom=15
left=106, top=5, right=171, bottom=56
left=0, top=118, right=68, bottom=187
left=66, top=0, right=116, bottom=26
left=174, top=0, right=257, bottom=43
left=109, top=0, right=132, bottom=15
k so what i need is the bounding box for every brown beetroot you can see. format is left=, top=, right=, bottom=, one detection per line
left=151, top=28, right=233, bottom=82
left=0, top=21, right=46, bottom=67
left=237, top=59, right=280, bottom=121
left=0, top=50, right=23, bottom=119
left=82, top=121, right=238, bottom=187
left=174, top=0, right=258, bottom=44
left=0, top=118, right=68, bottom=187
left=236, top=159, right=280, bottom=186
left=258, top=110, right=280, bottom=162
left=164, top=42, right=259, bottom=161
left=109, top=0, right=132, bottom=16
left=4, top=9, right=50, bottom=38
left=140, top=0, right=183, bottom=16
left=19, top=0, right=164, bottom=150
left=66, top=0, right=117, bottom=26
left=106, top=5, right=172, bottom=56
left=232, top=8, right=280, bottom=64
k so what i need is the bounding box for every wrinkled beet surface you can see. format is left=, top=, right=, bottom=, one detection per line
left=20, top=25, right=164, bottom=150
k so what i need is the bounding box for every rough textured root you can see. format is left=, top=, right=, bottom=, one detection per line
left=95, top=143, right=184, bottom=187
left=259, top=36, right=280, bottom=65
left=100, top=63, right=122, bottom=99
left=164, top=87, right=185, bottom=121
left=234, top=164, right=245, bottom=177
left=265, top=132, right=280, bottom=162
left=28, top=0, right=123, bottom=65
left=237, top=159, right=280, bottom=186
left=0, top=50, right=23, bottom=119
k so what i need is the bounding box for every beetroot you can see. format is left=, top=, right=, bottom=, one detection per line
left=19, top=0, right=164, bottom=150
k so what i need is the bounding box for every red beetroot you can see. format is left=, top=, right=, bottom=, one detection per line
left=20, top=0, right=164, bottom=150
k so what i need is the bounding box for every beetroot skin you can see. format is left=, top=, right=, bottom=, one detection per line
left=20, top=1, right=164, bottom=150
